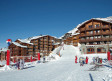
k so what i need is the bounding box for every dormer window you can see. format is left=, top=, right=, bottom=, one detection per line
left=88, top=25, right=93, bottom=28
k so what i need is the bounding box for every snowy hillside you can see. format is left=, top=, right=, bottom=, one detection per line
left=0, top=45, right=112, bottom=81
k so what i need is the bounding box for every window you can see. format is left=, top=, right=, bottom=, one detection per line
left=95, top=24, right=99, bottom=28
left=88, top=49, right=90, bottom=52
left=97, top=49, right=101, bottom=52
left=87, top=48, right=94, bottom=52
left=89, top=25, right=93, bottom=28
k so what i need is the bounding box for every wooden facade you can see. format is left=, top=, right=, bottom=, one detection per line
left=0, top=48, right=7, bottom=61
left=78, top=19, right=112, bottom=54
left=64, top=33, right=79, bottom=46
left=30, top=35, right=61, bottom=56
left=9, top=35, right=61, bottom=58
left=79, top=19, right=112, bottom=45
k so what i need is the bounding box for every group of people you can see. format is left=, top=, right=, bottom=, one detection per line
left=75, top=56, right=89, bottom=66
left=75, top=56, right=103, bottom=66
left=92, top=57, right=102, bottom=64
left=16, top=59, right=25, bottom=70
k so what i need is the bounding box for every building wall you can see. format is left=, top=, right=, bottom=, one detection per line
left=9, top=35, right=61, bottom=58
left=79, top=19, right=112, bottom=54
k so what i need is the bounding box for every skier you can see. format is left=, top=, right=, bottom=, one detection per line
left=17, top=59, right=20, bottom=70
left=80, top=57, right=84, bottom=66
left=86, top=56, right=89, bottom=64
left=75, top=56, right=77, bottom=63
left=43, top=56, right=45, bottom=63
left=92, top=57, right=95, bottom=64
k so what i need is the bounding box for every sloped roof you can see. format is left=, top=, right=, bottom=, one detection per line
left=59, top=16, right=112, bottom=39
left=18, top=39, right=33, bottom=45
left=12, top=42, right=27, bottom=48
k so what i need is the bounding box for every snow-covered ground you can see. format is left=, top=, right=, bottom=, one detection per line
left=0, top=45, right=112, bottom=81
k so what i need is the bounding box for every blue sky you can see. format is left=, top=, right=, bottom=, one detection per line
left=0, top=0, right=112, bottom=48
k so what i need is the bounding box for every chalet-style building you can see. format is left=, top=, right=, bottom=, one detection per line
left=0, top=48, right=7, bottom=61
left=9, top=35, right=62, bottom=60
left=63, top=33, right=80, bottom=46
left=78, top=17, right=112, bottom=54
left=62, top=27, right=80, bottom=46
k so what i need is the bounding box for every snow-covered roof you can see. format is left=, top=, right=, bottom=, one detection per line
left=72, top=33, right=80, bottom=36
left=17, top=35, right=59, bottom=45
left=12, top=42, right=27, bottom=48
left=77, top=16, right=112, bottom=29
left=18, top=39, right=33, bottom=45
left=53, top=43, right=60, bottom=45
left=59, top=16, right=112, bottom=39
left=94, top=16, right=112, bottom=23
left=0, top=48, right=8, bottom=53
left=27, top=35, right=58, bottom=41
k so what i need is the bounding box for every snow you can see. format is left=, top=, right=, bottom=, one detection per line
left=95, top=16, right=112, bottom=23
left=0, top=45, right=112, bottom=81
left=18, top=39, right=33, bottom=45
left=12, top=42, right=27, bottom=48
left=0, top=48, right=8, bottom=53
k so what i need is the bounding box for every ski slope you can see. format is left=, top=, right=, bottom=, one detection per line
left=0, top=45, right=112, bottom=81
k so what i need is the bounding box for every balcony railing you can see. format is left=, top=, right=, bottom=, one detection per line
left=86, top=28, right=94, bottom=31
left=102, top=26, right=109, bottom=29
left=86, top=33, right=93, bottom=36
left=93, top=38, right=102, bottom=41
left=79, top=39, right=86, bottom=42
left=102, top=32, right=110, bottom=35
left=80, top=34, right=86, bottom=37
left=93, top=27, right=101, bottom=30
left=102, top=37, right=110, bottom=41
left=93, top=32, right=101, bottom=36
left=86, top=39, right=94, bottom=42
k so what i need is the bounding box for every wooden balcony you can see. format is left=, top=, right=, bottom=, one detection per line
left=80, top=34, right=86, bottom=37
left=49, top=46, right=53, bottom=48
left=28, top=45, right=33, bottom=48
left=86, top=28, right=94, bottom=31
left=102, top=37, right=110, bottom=41
left=79, top=39, right=86, bottom=42
left=86, top=33, right=93, bottom=36
left=102, top=26, right=109, bottom=29
left=40, top=45, right=44, bottom=47
left=93, top=27, right=101, bottom=30
left=39, top=42, right=44, bottom=44
left=86, top=39, right=94, bottom=42
left=102, top=32, right=110, bottom=35
left=34, top=43, right=38, bottom=45
left=93, top=38, right=102, bottom=41
left=93, top=32, right=102, bottom=36
left=28, top=49, right=33, bottom=51
left=40, top=39, right=44, bottom=41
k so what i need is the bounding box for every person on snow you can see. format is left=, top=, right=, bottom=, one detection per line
left=92, top=57, right=95, bottom=64
left=80, top=57, right=84, bottom=66
left=75, top=56, right=77, bottom=63
left=85, top=56, right=89, bottom=64
left=17, top=59, right=20, bottom=70
left=43, top=56, right=46, bottom=63
left=100, top=58, right=102, bottom=64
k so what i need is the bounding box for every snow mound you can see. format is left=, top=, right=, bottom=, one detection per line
left=0, top=65, right=12, bottom=71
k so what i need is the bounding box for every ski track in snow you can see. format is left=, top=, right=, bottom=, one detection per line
left=0, top=45, right=111, bottom=81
